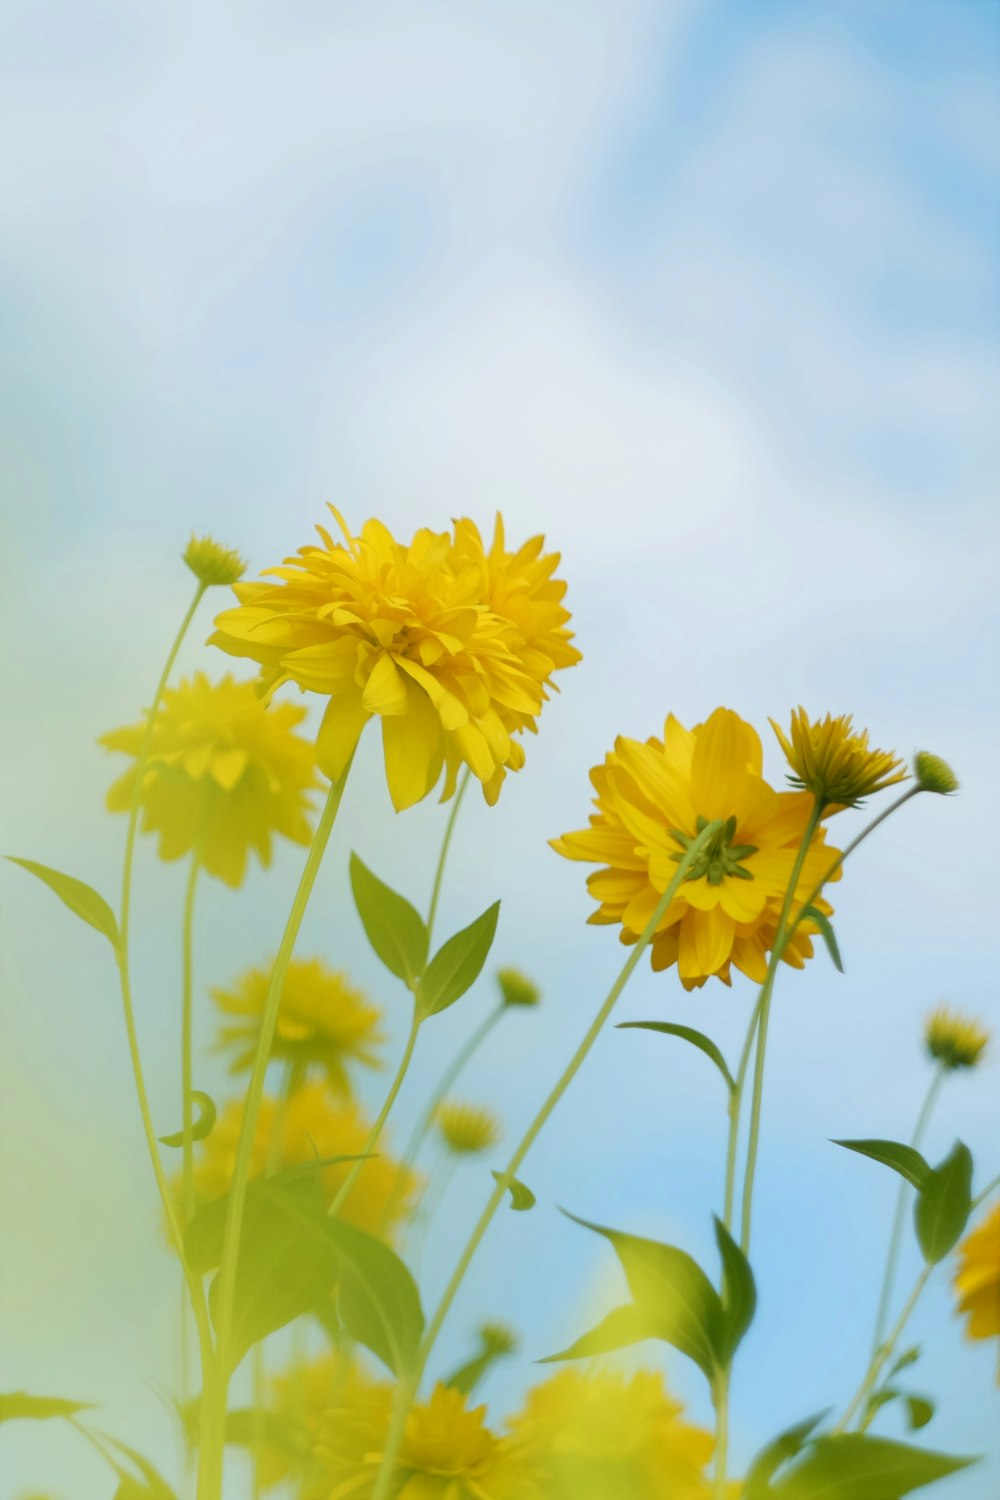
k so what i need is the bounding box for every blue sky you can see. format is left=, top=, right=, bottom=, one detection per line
left=1, top=2, right=998, bottom=1496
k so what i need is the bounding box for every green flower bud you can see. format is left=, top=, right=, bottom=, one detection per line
left=914, top=751, right=959, bottom=796
left=497, top=967, right=541, bottom=1008
left=183, top=534, right=246, bottom=588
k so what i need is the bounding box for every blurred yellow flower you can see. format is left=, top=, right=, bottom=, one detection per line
left=211, top=956, right=385, bottom=1094
left=954, top=1202, right=1000, bottom=1346
left=436, top=1101, right=503, bottom=1156
left=101, top=672, right=318, bottom=887
left=551, top=707, right=841, bottom=989
left=505, top=1368, right=715, bottom=1500
left=209, top=508, right=579, bottom=810
left=258, top=1353, right=359, bottom=1491
left=189, top=1083, right=418, bottom=1238
left=182, top=533, right=246, bottom=588
left=770, top=707, right=906, bottom=809
left=924, top=1006, right=990, bottom=1072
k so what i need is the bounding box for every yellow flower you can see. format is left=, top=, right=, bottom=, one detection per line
left=209, top=508, right=579, bottom=810
left=924, top=1006, right=990, bottom=1071
left=259, top=1353, right=360, bottom=1491
left=189, top=1082, right=418, bottom=1238
left=183, top=534, right=246, bottom=588
left=436, top=1101, right=503, bottom=1156
left=953, top=1202, right=1000, bottom=1348
left=211, top=957, right=385, bottom=1095
left=307, top=1360, right=395, bottom=1500
left=551, top=707, right=841, bottom=989
left=505, top=1368, right=715, bottom=1500
left=496, top=969, right=541, bottom=1008
left=770, top=707, right=906, bottom=808
left=914, top=750, right=959, bottom=796
left=101, top=672, right=318, bottom=887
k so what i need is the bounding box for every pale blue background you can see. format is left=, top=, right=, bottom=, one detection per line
left=1, top=2, right=998, bottom=1496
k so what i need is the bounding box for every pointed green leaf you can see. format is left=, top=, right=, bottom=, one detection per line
left=865, top=1387, right=935, bottom=1435
left=98, top=1434, right=178, bottom=1499
left=349, top=854, right=428, bottom=987
left=767, top=1432, right=975, bottom=1498
left=418, top=902, right=500, bottom=1018
left=491, top=1170, right=536, bottom=1211
left=904, top=1397, right=934, bottom=1432
left=915, top=1142, right=973, bottom=1264
left=6, top=857, right=120, bottom=948
left=888, top=1346, right=921, bottom=1378
left=832, top=1140, right=929, bottom=1191
left=802, top=905, right=844, bottom=972
left=744, top=1411, right=829, bottom=1498
left=158, top=1091, right=217, bottom=1147
left=0, top=1391, right=96, bottom=1423
left=617, top=1022, right=735, bottom=1091
left=714, top=1216, right=756, bottom=1361
left=326, top=1219, right=424, bottom=1376
left=540, top=1303, right=657, bottom=1364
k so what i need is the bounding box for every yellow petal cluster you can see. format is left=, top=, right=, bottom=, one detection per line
left=436, top=1100, right=503, bottom=1156
left=924, top=1005, right=990, bottom=1072
left=101, top=672, right=318, bottom=887
left=552, top=707, right=841, bottom=989
left=770, top=707, right=906, bottom=808
left=211, top=956, right=385, bottom=1095
left=209, top=509, right=580, bottom=810
left=953, top=1202, right=1000, bottom=1348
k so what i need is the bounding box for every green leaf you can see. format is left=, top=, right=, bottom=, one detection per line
left=99, top=1434, right=178, bottom=1499
left=802, top=905, right=844, bottom=972
left=744, top=1411, right=829, bottom=1498
left=767, top=1433, right=975, bottom=1498
left=865, top=1388, right=935, bottom=1435
left=904, top=1397, right=934, bottom=1432
left=617, top=1022, right=735, bottom=1091
left=349, top=854, right=428, bottom=987
left=540, top=1303, right=657, bottom=1364
left=832, top=1140, right=929, bottom=1191
left=158, top=1091, right=217, bottom=1147
left=491, top=1170, right=536, bottom=1211
left=326, top=1219, right=424, bottom=1376
left=5, top=857, right=120, bottom=948
left=221, top=1407, right=310, bottom=1465
left=418, top=902, right=500, bottom=1018
left=184, top=1158, right=365, bottom=1272
left=915, top=1142, right=973, bottom=1264
left=445, top=1327, right=517, bottom=1397
left=888, top=1347, right=921, bottom=1378
left=714, top=1216, right=756, bottom=1361
left=0, top=1391, right=96, bottom=1423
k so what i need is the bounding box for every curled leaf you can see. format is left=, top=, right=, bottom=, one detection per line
left=158, top=1091, right=217, bottom=1147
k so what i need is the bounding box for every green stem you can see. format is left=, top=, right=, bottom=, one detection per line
left=795, top=787, right=921, bottom=928
left=369, top=818, right=726, bottom=1500
left=835, top=1265, right=932, bottom=1434
left=181, top=855, right=201, bottom=1229
left=426, top=768, right=471, bottom=949
left=723, top=990, right=766, bottom=1232
left=712, top=1371, right=730, bottom=1500
left=971, top=1172, right=1000, bottom=1212
left=328, top=1010, right=422, bottom=1220
left=199, top=766, right=353, bottom=1500
left=870, top=1066, right=945, bottom=1362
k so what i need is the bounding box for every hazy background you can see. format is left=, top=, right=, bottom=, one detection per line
left=1, top=1, right=998, bottom=1495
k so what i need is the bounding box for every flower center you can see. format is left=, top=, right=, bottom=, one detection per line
left=669, top=814, right=758, bottom=886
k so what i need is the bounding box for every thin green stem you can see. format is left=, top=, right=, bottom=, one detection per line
left=971, top=1172, right=1000, bottom=1212
left=723, top=990, right=765, bottom=1233
left=199, top=766, right=353, bottom=1500
left=712, top=1372, right=730, bottom=1500
left=328, top=1010, right=422, bottom=1220
left=426, top=768, right=471, bottom=949
left=369, top=819, right=726, bottom=1500
left=835, top=1265, right=932, bottom=1434
left=870, top=1066, right=945, bottom=1362
left=796, top=787, right=921, bottom=928
left=181, top=855, right=201, bottom=1229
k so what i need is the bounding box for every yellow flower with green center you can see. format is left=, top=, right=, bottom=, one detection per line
left=770, top=706, right=906, bottom=808
left=182, top=533, right=246, bottom=588
left=100, top=672, right=318, bottom=887
left=953, top=1202, right=1000, bottom=1348
left=209, top=509, right=579, bottom=810
left=505, top=1368, right=715, bottom=1500
left=436, top=1101, right=503, bottom=1156
left=924, top=1006, right=991, bottom=1071
left=211, top=956, right=385, bottom=1095
left=551, top=707, right=841, bottom=989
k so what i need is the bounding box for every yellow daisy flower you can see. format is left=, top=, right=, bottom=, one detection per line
left=209, top=508, right=579, bottom=810
left=770, top=707, right=906, bottom=809
left=505, top=1368, right=715, bottom=1500
left=435, top=1101, right=503, bottom=1156
left=954, top=1202, right=1000, bottom=1346
left=211, top=957, right=385, bottom=1095
left=924, top=1006, right=991, bottom=1071
left=257, top=1353, right=360, bottom=1491
left=100, top=672, right=318, bottom=887
left=551, top=707, right=841, bottom=989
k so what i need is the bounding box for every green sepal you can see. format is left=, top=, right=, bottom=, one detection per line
left=617, top=1021, right=735, bottom=1091
left=5, top=856, right=120, bottom=948
left=417, top=902, right=500, bottom=1018
left=158, top=1091, right=217, bottom=1147
left=349, top=854, right=428, bottom=987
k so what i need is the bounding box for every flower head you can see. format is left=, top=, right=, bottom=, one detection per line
left=953, top=1202, right=1000, bottom=1349
left=770, top=707, right=906, bottom=808
left=211, top=957, right=385, bottom=1095
left=924, top=1006, right=991, bottom=1072
left=914, top=751, right=960, bottom=796
left=183, top=534, right=246, bottom=588
left=552, top=707, right=841, bottom=989
left=436, top=1100, right=503, bottom=1156
left=209, top=508, right=579, bottom=810
left=101, top=673, right=317, bottom=887
left=497, top=968, right=541, bottom=1008
left=505, top=1368, right=715, bottom=1500
left=257, top=1353, right=356, bottom=1491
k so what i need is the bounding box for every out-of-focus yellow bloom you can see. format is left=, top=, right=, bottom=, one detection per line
left=924, top=1006, right=990, bottom=1072
left=954, top=1202, right=1000, bottom=1352
left=189, top=1083, right=418, bottom=1238
left=770, top=707, right=906, bottom=809
left=101, top=673, right=317, bottom=887
left=258, top=1353, right=357, bottom=1492
left=209, top=509, right=579, bottom=810
left=211, top=957, right=385, bottom=1094
left=436, top=1101, right=503, bottom=1156
left=551, top=708, right=841, bottom=990
left=914, top=751, right=960, bottom=796
left=497, top=968, right=541, bottom=1008
left=505, top=1368, right=715, bottom=1500
left=306, top=1360, right=394, bottom=1500
left=183, top=534, right=246, bottom=588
